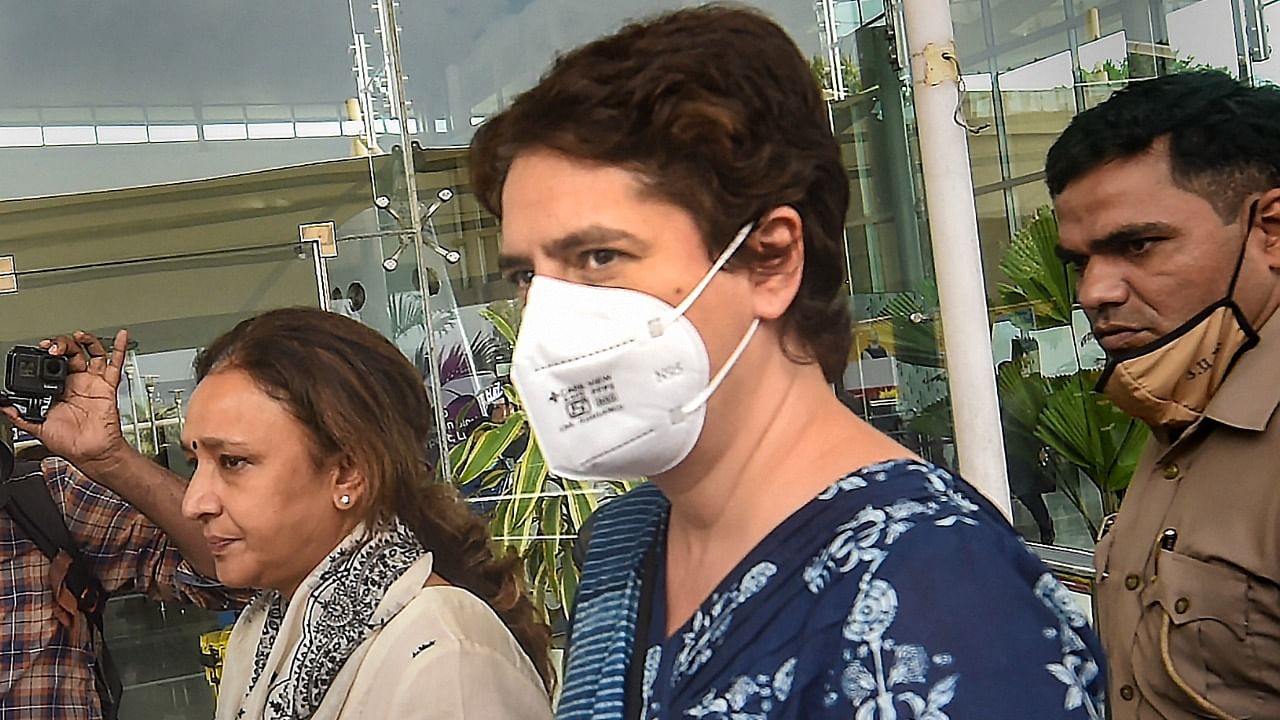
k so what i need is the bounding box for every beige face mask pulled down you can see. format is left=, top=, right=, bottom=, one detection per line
left=1099, top=304, right=1256, bottom=429
left=1097, top=203, right=1261, bottom=430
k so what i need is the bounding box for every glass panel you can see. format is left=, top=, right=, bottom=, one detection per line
left=0, top=1, right=361, bottom=198
left=1167, top=0, right=1245, bottom=74
left=987, top=203, right=1105, bottom=550
left=3, top=240, right=324, bottom=718
left=976, top=190, right=1013, bottom=295
left=990, top=0, right=1072, bottom=72
left=1069, top=1, right=1129, bottom=39
left=963, top=72, right=1004, bottom=188
left=999, top=51, right=1077, bottom=179
left=1011, top=180, right=1053, bottom=227
left=395, top=1, right=830, bottom=147
left=1077, top=30, right=1130, bottom=110
left=105, top=594, right=223, bottom=719
left=829, top=13, right=954, bottom=468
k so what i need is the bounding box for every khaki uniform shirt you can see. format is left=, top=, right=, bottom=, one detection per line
left=1094, top=315, right=1280, bottom=720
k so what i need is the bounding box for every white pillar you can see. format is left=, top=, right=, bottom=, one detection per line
left=901, top=0, right=1012, bottom=516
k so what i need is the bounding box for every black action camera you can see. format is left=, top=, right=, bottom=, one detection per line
left=4, top=346, right=68, bottom=422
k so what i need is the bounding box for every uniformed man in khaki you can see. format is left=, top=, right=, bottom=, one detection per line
left=1047, top=71, right=1280, bottom=719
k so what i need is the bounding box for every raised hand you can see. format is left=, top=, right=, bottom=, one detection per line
left=1, top=329, right=131, bottom=472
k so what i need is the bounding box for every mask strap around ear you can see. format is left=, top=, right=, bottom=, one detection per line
left=650, top=222, right=757, bottom=337
left=671, top=317, right=760, bottom=423
left=1228, top=200, right=1260, bottom=298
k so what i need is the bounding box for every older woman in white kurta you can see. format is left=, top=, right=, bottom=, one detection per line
left=180, top=308, right=554, bottom=720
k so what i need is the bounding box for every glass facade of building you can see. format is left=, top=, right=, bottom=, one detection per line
left=1, top=0, right=1277, bottom=716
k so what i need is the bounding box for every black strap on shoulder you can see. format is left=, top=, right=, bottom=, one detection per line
left=0, top=463, right=122, bottom=720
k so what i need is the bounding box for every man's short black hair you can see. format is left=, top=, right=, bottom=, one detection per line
left=1045, top=71, right=1280, bottom=220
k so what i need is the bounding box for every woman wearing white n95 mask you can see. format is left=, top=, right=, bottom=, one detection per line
left=471, top=8, right=1105, bottom=720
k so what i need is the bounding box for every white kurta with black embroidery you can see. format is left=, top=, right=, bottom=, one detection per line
left=215, top=522, right=552, bottom=720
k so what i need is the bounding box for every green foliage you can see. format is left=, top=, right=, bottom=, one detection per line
left=443, top=307, right=635, bottom=624
left=881, top=288, right=945, bottom=368
left=997, top=207, right=1148, bottom=527
left=810, top=54, right=862, bottom=99
left=997, top=209, right=1075, bottom=328
left=995, top=365, right=1144, bottom=532
left=1084, top=54, right=1231, bottom=83
left=886, top=205, right=1147, bottom=531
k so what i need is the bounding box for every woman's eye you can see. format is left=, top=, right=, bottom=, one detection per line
left=1125, top=238, right=1153, bottom=256
left=584, top=249, right=620, bottom=269
left=220, top=455, right=248, bottom=470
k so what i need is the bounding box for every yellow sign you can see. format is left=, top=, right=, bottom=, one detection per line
left=299, top=221, right=338, bottom=258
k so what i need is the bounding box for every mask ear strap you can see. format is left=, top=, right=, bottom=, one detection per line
left=650, top=222, right=757, bottom=337
left=1228, top=200, right=1260, bottom=298
left=671, top=318, right=761, bottom=422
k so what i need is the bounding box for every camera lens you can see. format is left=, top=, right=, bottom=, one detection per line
left=41, top=358, right=66, bottom=378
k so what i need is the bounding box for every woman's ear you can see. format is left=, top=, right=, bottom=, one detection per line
left=331, top=457, right=368, bottom=511
left=747, top=206, right=805, bottom=321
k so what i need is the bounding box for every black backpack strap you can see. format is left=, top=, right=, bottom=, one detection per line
left=0, top=463, right=122, bottom=720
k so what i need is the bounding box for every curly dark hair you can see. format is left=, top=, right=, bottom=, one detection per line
left=195, top=307, right=554, bottom=691
left=469, top=3, right=852, bottom=382
left=1046, top=70, right=1280, bottom=220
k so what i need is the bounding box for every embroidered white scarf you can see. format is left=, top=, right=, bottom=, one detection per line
left=215, top=520, right=432, bottom=720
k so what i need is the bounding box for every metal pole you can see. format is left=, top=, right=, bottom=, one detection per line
left=377, top=0, right=455, bottom=482
left=143, top=374, right=161, bottom=455
left=901, top=0, right=1011, bottom=516
left=122, top=361, right=143, bottom=449
left=170, top=389, right=186, bottom=438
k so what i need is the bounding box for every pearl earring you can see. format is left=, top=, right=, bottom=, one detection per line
left=339, top=494, right=352, bottom=507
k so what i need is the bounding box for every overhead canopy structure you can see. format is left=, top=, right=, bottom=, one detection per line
left=0, top=148, right=470, bottom=358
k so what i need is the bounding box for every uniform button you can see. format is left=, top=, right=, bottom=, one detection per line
left=1120, top=685, right=1135, bottom=701
left=1175, top=597, right=1190, bottom=613
left=1125, top=574, right=1141, bottom=590
left=1162, top=463, right=1181, bottom=480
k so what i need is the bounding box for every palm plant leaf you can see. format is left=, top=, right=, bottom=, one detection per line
left=560, top=477, right=604, bottom=530
left=559, top=533, right=581, bottom=611
left=539, top=497, right=566, bottom=610
left=480, top=306, right=519, bottom=346
left=452, top=413, right=525, bottom=485
left=502, top=441, right=548, bottom=558
left=388, top=291, right=424, bottom=338
left=998, top=209, right=1076, bottom=327
left=882, top=291, right=946, bottom=368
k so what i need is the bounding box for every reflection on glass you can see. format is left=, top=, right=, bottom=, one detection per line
left=1167, top=0, right=1244, bottom=75
left=398, top=1, right=827, bottom=147
left=976, top=190, right=1012, bottom=292
left=0, top=2, right=362, bottom=198
left=999, top=51, right=1077, bottom=178
left=962, top=73, right=1002, bottom=188
left=1011, top=181, right=1052, bottom=230
left=1078, top=31, right=1128, bottom=110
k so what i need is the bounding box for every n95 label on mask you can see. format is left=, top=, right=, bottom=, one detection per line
left=551, top=375, right=623, bottom=430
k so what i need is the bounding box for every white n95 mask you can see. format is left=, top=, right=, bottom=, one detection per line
left=511, top=224, right=760, bottom=480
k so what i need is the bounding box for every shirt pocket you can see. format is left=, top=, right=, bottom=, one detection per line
left=1140, top=548, right=1266, bottom=719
